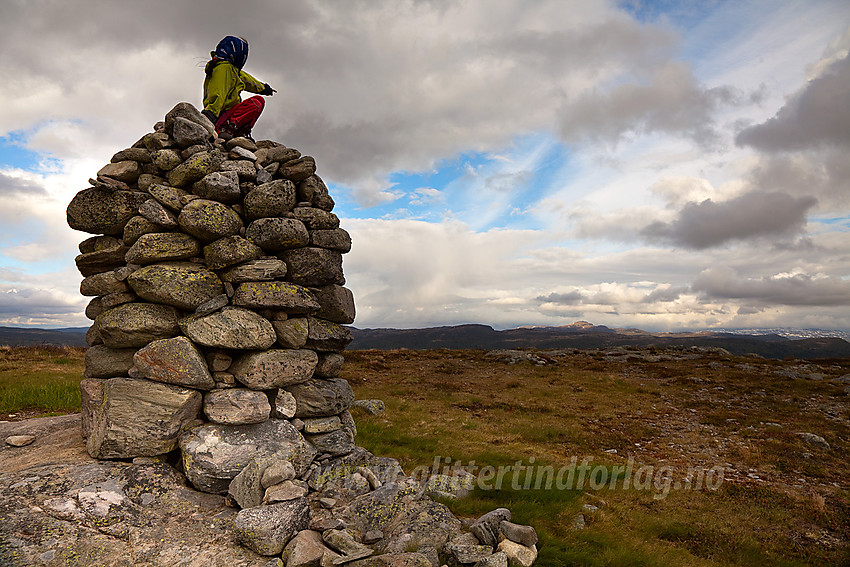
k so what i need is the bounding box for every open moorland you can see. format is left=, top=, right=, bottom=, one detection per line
left=1, top=345, right=848, bottom=565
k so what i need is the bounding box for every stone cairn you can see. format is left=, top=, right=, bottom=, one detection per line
left=67, top=103, right=538, bottom=567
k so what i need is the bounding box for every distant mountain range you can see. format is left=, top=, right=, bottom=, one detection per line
left=349, top=322, right=850, bottom=359
left=3, top=321, right=849, bottom=359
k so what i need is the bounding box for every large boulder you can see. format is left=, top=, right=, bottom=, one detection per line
left=179, top=419, right=317, bottom=494
left=127, top=262, right=224, bottom=310
left=67, top=188, right=148, bottom=235
left=96, top=303, right=180, bottom=348
left=230, top=349, right=319, bottom=390
left=132, top=336, right=215, bottom=389
left=180, top=307, right=276, bottom=350
left=83, top=377, right=202, bottom=459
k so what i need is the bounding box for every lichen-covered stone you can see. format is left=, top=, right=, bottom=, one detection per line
left=284, top=378, right=354, bottom=418
left=84, top=345, right=137, bottom=379
left=243, top=180, right=296, bottom=220
left=164, top=102, right=216, bottom=137
left=220, top=159, right=257, bottom=181
left=233, top=499, right=310, bottom=556
left=132, top=336, right=215, bottom=389
left=179, top=419, right=317, bottom=494
left=75, top=239, right=130, bottom=277
left=180, top=306, right=276, bottom=349
left=123, top=215, right=165, bottom=246
left=232, top=281, right=320, bottom=313
left=279, top=247, right=344, bottom=287
left=177, top=198, right=243, bottom=242
left=80, top=271, right=131, bottom=297
left=203, top=235, right=263, bottom=270
left=278, top=156, right=316, bottom=182
left=67, top=188, right=149, bottom=235
left=291, top=207, right=340, bottom=230
left=151, top=148, right=183, bottom=171
left=97, top=160, right=142, bottom=184
left=315, top=352, right=345, bottom=378
left=96, top=302, right=180, bottom=348
left=84, top=376, right=202, bottom=459
left=166, top=150, right=224, bottom=187
left=305, top=317, right=353, bottom=352
left=203, top=388, right=271, bottom=425
left=128, top=262, right=223, bottom=310
left=111, top=147, right=152, bottom=163
left=139, top=198, right=179, bottom=228
left=311, top=285, right=356, bottom=324
left=230, top=349, right=319, bottom=390
left=124, top=232, right=201, bottom=265
left=148, top=184, right=190, bottom=211
left=272, top=318, right=309, bottom=349
left=220, top=265, right=289, bottom=291
left=309, top=228, right=351, bottom=252
left=171, top=116, right=210, bottom=148
left=245, top=217, right=309, bottom=251
left=192, top=170, right=241, bottom=203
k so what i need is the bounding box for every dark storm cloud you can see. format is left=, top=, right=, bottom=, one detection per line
left=641, top=191, right=817, bottom=249
left=736, top=53, right=850, bottom=151
left=692, top=266, right=850, bottom=307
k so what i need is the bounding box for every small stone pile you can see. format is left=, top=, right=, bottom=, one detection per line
left=67, top=102, right=538, bottom=566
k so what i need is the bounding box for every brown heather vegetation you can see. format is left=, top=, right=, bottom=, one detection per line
left=1, top=345, right=848, bottom=565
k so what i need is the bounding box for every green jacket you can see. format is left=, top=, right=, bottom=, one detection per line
left=203, top=59, right=266, bottom=118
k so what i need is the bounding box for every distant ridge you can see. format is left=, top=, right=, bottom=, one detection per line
left=0, top=326, right=88, bottom=347
left=350, top=323, right=850, bottom=359
left=2, top=323, right=849, bottom=359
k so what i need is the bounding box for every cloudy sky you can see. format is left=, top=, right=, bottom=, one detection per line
left=1, top=0, right=849, bottom=332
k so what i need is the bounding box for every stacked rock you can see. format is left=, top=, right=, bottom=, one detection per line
left=67, top=102, right=538, bottom=566
left=68, top=102, right=356, bottom=487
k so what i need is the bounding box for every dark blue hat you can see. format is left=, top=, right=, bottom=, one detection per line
left=213, top=36, right=249, bottom=69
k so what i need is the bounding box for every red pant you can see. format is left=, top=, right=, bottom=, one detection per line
left=216, top=96, right=265, bottom=134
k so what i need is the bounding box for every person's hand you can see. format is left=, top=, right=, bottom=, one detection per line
left=201, top=109, right=218, bottom=124
left=262, top=83, right=276, bottom=96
